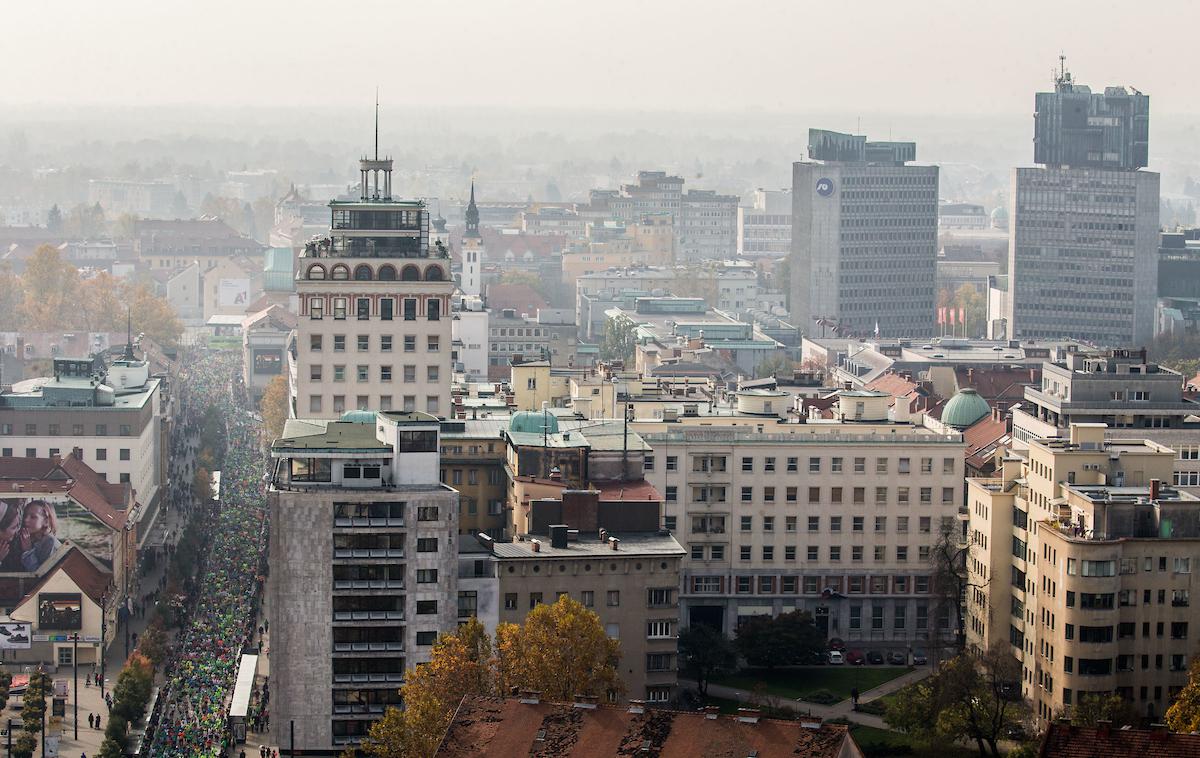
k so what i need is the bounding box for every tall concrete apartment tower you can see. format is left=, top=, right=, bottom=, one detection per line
left=460, top=182, right=483, bottom=299
left=268, top=410, right=460, bottom=752
left=291, top=143, right=454, bottom=419
left=1005, top=66, right=1158, bottom=347
left=791, top=129, right=938, bottom=338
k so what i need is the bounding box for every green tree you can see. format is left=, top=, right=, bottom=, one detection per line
left=10, top=731, right=35, bottom=758
left=929, top=524, right=978, bottom=659
left=754, top=354, right=792, bottom=379
left=98, top=714, right=129, bottom=758
left=45, top=204, right=62, bottom=232
left=885, top=644, right=1026, bottom=758
left=734, top=610, right=824, bottom=670
left=1071, top=692, right=1138, bottom=727
left=600, top=317, right=637, bottom=363
left=111, top=653, right=154, bottom=724
left=137, top=618, right=169, bottom=667
left=678, top=624, right=736, bottom=696
left=124, top=281, right=184, bottom=349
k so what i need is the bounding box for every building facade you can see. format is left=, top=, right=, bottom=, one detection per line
left=1006, top=73, right=1159, bottom=347
left=291, top=153, right=453, bottom=419
left=965, top=423, right=1192, bottom=726
left=738, top=189, right=792, bottom=257
left=679, top=190, right=739, bottom=261
left=268, top=411, right=459, bottom=753
left=641, top=392, right=964, bottom=646
left=791, top=129, right=938, bottom=338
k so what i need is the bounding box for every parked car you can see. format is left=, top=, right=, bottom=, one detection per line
left=800, top=649, right=827, bottom=665
left=827, top=637, right=846, bottom=651
left=912, top=649, right=928, bottom=665
left=827, top=650, right=845, bottom=665
left=866, top=650, right=885, bottom=665
left=846, top=649, right=866, bottom=665
left=888, top=651, right=907, bottom=665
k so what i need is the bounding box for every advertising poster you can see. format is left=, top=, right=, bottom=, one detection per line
left=0, top=622, right=31, bottom=649
left=0, top=497, right=68, bottom=573
left=38, top=593, right=82, bottom=631
left=218, top=278, right=250, bottom=307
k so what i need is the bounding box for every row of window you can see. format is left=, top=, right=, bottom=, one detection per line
left=310, top=334, right=438, bottom=353
left=2, top=446, right=131, bottom=462
left=0, top=423, right=134, bottom=437
left=653, top=454, right=957, bottom=475
left=310, top=364, right=439, bottom=383
left=685, top=514, right=952, bottom=534
left=502, top=588, right=675, bottom=611
left=308, top=395, right=440, bottom=415
left=307, top=295, right=443, bottom=321
left=664, top=484, right=956, bottom=505
left=689, top=542, right=935, bottom=563
left=305, top=261, right=441, bottom=281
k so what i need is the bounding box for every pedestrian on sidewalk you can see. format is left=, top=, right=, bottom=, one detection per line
left=850, top=688, right=859, bottom=710
left=88, top=713, right=94, bottom=728
left=95, top=715, right=101, bottom=730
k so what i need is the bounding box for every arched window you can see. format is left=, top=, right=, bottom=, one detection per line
left=424, top=265, right=445, bottom=282
left=401, top=265, right=420, bottom=281
left=353, top=264, right=373, bottom=281
left=306, top=264, right=326, bottom=280
left=378, top=264, right=397, bottom=281
left=331, top=264, right=350, bottom=280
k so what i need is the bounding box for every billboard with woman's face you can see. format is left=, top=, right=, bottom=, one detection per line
left=0, top=498, right=64, bottom=573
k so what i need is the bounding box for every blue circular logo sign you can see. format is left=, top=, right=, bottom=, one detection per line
left=816, top=178, right=835, bottom=197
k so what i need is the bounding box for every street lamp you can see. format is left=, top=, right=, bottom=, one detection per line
left=99, top=590, right=107, bottom=701
left=71, top=634, right=78, bottom=741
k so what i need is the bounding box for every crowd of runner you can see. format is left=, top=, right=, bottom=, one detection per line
left=145, top=350, right=270, bottom=757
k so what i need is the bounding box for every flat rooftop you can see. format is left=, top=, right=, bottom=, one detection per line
left=490, top=531, right=685, bottom=559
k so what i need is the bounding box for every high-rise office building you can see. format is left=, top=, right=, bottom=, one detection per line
left=1006, top=70, right=1159, bottom=347
left=291, top=149, right=454, bottom=419
left=791, top=129, right=938, bottom=338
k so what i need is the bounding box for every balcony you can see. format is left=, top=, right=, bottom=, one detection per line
left=333, top=580, right=405, bottom=591
left=335, top=517, right=406, bottom=529
left=333, top=672, right=405, bottom=684
left=334, top=611, right=405, bottom=622
left=334, top=548, right=405, bottom=559
left=334, top=642, right=405, bottom=653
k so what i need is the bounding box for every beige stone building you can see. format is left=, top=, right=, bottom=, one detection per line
left=642, top=390, right=965, bottom=648
left=291, top=154, right=453, bottom=419
left=966, top=422, right=1196, bottom=726
left=483, top=489, right=685, bottom=704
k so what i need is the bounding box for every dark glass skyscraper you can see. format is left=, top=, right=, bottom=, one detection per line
left=1033, top=68, right=1149, bottom=171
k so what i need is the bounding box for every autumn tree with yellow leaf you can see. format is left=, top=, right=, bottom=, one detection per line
left=259, top=375, right=291, bottom=442
left=1166, top=656, right=1200, bottom=732
left=364, top=597, right=622, bottom=758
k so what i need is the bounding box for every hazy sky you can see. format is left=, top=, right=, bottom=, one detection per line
left=6, top=0, right=1195, bottom=116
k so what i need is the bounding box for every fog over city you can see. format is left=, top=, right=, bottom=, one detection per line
left=6, top=3, right=1200, bottom=756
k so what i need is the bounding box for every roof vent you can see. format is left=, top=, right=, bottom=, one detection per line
left=702, top=706, right=720, bottom=720
left=736, top=708, right=760, bottom=724
left=627, top=699, right=646, bottom=715
left=518, top=689, right=541, bottom=704
left=573, top=694, right=599, bottom=709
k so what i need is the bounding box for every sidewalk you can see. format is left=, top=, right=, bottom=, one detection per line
left=681, top=664, right=930, bottom=730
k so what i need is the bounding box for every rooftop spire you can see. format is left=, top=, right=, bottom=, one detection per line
left=374, top=87, right=379, bottom=161
left=464, top=180, right=481, bottom=238
left=122, top=307, right=135, bottom=361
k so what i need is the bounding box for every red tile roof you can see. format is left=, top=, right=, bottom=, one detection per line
left=16, top=545, right=112, bottom=606
left=954, top=365, right=1039, bottom=403
left=0, top=453, right=129, bottom=530
left=486, top=283, right=550, bottom=315
left=1039, top=723, right=1200, bottom=758
left=963, top=411, right=1011, bottom=473
left=436, top=697, right=861, bottom=758
left=865, top=372, right=946, bottom=417
left=593, top=479, right=661, bottom=503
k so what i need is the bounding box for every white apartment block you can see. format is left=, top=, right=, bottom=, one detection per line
left=641, top=391, right=964, bottom=647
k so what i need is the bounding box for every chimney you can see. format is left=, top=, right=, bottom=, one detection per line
left=549, top=524, right=568, bottom=549
left=518, top=690, right=541, bottom=704
left=627, top=699, right=646, bottom=715
left=736, top=708, right=761, bottom=724
left=599, top=528, right=608, bottom=542
left=1096, top=720, right=1111, bottom=738
left=702, top=706, right=720, bottom=720
left=572, top=694, right=599, bottom=710
left=1029, top=367, right=1037, bottom=383
left=531, top=539, right=541, bottom=553
left=1150, top=723, right=1169, bottom=741
left=1150, top=478, right=1161, bottom=501
left=609, top=536, right=620, bottom=551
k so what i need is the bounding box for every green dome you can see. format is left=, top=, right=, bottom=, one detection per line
left=340, top=410, right=377, bottom=424
left=942, top=388, right=990, bottom=429
left=509, top=409, right=559, bottom=435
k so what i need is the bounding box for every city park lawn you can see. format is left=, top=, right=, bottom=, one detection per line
left=712, top=666, right=909, bottom=703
